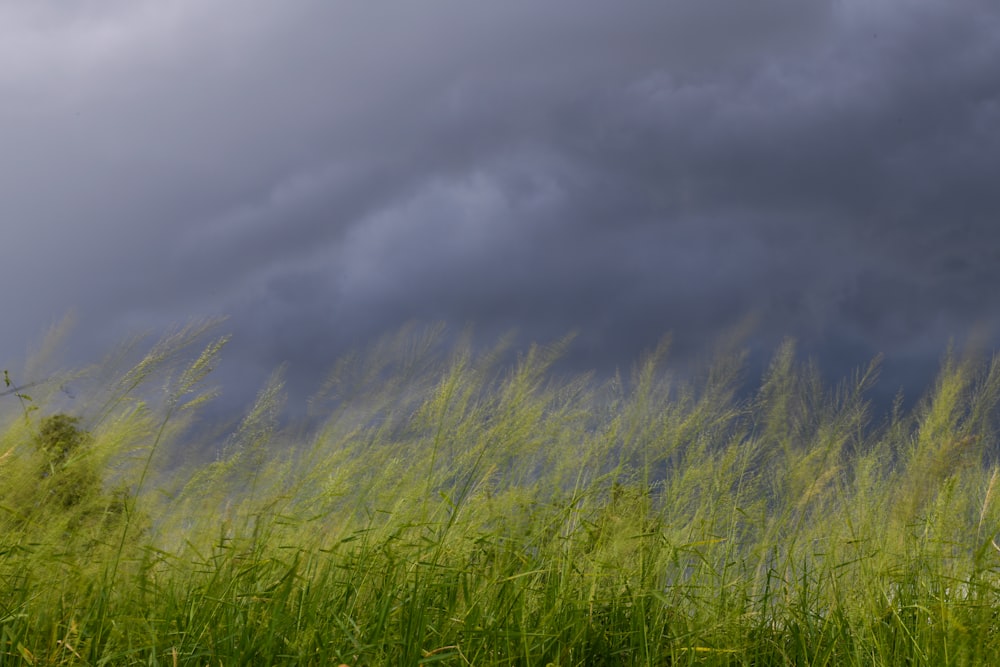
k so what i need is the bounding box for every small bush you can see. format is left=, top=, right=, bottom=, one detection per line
left=35, top=413, right=90, bottom=473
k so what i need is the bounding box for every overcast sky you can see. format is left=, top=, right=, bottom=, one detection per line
left=2, top=0, right=999, bottom=415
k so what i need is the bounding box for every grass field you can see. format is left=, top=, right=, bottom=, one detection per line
left=3, top=322, right=1000, bottom=665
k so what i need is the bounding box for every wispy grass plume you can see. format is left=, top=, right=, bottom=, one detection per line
left=3, top=324, right=1000, bottom=664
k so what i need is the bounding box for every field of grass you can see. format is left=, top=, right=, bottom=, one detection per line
left=3, top=321, right=1000, bottom=665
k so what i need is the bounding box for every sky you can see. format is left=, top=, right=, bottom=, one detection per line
left=2, top=0, right=999, bottom=417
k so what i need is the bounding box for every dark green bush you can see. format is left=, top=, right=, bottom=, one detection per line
left=18, top=413, right=137, bottom=538
left=35, top=413, right=90, bottom=473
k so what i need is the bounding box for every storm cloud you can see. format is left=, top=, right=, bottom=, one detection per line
left=2, top=0, right=999, bottom=413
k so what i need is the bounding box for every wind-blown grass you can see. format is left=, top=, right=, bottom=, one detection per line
left=3, top=323, right=1000, bottom=665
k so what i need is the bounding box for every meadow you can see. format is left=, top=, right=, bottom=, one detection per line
left=3, top=321, right=1000, bottom=665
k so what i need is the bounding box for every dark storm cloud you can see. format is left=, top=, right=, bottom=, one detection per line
left=2, top=0, right=999, bottom=412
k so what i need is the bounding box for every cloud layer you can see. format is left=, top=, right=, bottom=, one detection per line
left=3, top=0, right=999, bottom=411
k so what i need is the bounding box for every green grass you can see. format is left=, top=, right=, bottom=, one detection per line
left=3, top=322, right=1000, bottom=665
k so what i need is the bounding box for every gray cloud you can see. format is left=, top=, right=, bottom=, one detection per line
left=2, top=0, right=999, bottom=413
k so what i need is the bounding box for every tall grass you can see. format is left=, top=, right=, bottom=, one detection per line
left=3, top=324, right=1000, bottom=665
